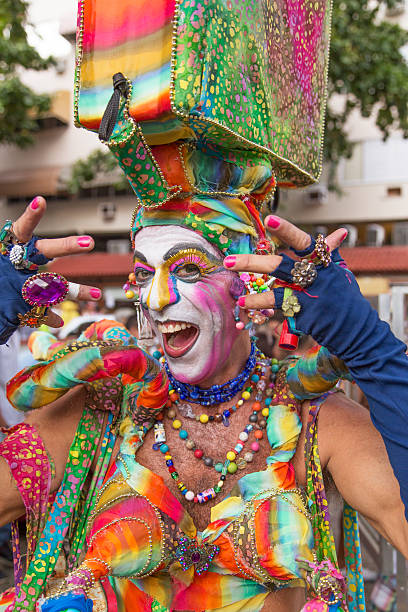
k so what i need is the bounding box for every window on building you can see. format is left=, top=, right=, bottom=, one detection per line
left=342, top=137, right=408, bottom=184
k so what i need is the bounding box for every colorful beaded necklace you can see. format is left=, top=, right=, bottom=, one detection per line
left=163, top=342, right=257, bottom=405
left=153, top=354, right=273, bottom=504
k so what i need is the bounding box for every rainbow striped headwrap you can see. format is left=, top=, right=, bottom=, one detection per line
left=130, top=142, right=275, bottom=255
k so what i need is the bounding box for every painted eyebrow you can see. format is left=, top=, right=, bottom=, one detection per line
left=163, top=243, right=222, bottom=263
left=133, top=250, right=148, bottom=263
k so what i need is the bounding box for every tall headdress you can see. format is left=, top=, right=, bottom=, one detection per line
left=74, top=0, right=332, bottom=254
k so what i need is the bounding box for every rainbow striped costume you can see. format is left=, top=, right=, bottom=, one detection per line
left=0, top=324, right=364, bottom=611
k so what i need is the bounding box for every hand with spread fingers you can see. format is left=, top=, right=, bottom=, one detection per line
left=223, top=215, right=360, bottom=355
left=224, top=214, right=408, bottom=520
left=0, top=196, right=102, bottom=344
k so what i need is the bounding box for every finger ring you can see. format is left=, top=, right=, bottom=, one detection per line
left=309, top=234, right=331, bottom=267
left=9, top=244, right=38, bottom=271
left=291, top=259, right=317, bottom=288
left=0, top=220, right=18, bottom=253
left=282, top=294, right=301, bottom=317
left=18, top=272, right=69, bottom=328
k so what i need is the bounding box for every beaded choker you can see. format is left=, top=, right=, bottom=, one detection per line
left=163, top=342, right=257, bottom=406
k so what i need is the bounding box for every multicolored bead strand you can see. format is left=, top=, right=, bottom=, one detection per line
left=153, top=356, right=271, bottom=503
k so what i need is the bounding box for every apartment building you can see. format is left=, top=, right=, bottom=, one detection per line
left=1, top=0, right=407, bottom=308
left=0, top=0, right=133, bottom=253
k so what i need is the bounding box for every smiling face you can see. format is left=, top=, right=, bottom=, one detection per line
left=133, top=226, right=245, bottom=384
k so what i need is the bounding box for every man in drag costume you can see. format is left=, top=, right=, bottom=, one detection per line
left=0, top=0, right=408, bottom=611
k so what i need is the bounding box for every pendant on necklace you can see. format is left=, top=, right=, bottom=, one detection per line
left=173, top=536, right=220, bottom=575
left=236, top=457, right=247, bottom=470
left=178, top=403, right=196, bottom=419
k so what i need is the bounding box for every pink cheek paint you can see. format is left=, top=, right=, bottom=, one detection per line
left=191, top=275, right=240, bottom=375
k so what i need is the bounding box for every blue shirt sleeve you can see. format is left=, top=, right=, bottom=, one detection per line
left=274, top=251, right=408, bottom=519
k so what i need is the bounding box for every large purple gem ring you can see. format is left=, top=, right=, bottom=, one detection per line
left=22, top=272, right=69, bottom=306
left=18, top=273, right=69, bottom=328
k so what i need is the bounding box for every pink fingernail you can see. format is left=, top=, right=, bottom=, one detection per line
left=30, top=197, right=40, bottom=210
left=238, top=296, right=246, bottom=307
left=78, top=236, right=91, bottom=247
left=341, top=230, right=348, bottom=241
left=90, top=288, right=101, bottom=299
left=267, top=216, right=280, bottom=229
left=224, top=256, right=236, bottom=268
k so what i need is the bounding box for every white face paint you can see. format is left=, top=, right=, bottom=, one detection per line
left=133, top=226, right=243, bottom=384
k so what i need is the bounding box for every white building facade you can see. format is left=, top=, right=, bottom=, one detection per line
left=0, top=0, right=407, bottom=264
left=0, top=0, right=134, bottom=245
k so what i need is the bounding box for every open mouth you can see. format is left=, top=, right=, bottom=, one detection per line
left=157, top=320, right=199, bottom=358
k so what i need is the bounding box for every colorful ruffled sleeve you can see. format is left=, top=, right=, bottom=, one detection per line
left=6, top=321, right=168, bottom=423
left=286, top=345, right=351, bottom=401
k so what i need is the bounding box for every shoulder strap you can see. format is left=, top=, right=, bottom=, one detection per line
left=343, top=503, right=366, bottom=612
left=304, top=391, right=366, bottom=612
left=13, top=403, right=116, bottom=611
left=304, top=391, right=338, bottom=565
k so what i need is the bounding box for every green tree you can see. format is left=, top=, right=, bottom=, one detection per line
left=0, top=0, right=54, bottom=147
left=67, top=149, right=131, bottom=195
left=326, top=0, right=408, bottom=177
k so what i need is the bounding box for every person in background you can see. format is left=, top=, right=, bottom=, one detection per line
left=124, top=313, right=139, bottom=339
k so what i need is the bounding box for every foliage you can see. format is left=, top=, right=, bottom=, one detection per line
left=67, top=149, right=132, bottom=194
left=326, top=0, right=408, bottom=172
left=0, top=0, right=54, bottom=147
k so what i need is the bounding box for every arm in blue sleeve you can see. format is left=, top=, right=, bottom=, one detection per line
left=0, top=256, right=30, bottom=344
left=335, top=310, right=408, bottom=522
left=0, top=238, right=51, bottom=345
left=274, top=251, right=408, bottom=519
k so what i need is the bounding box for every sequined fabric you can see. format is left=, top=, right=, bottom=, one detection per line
left=304, top=392, right=365, bottom=611
left=75, top=0, right=332, bottom=186
left=173, top=0, right=331, bottom=185
left=0, top=424, right=52, bottom=591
